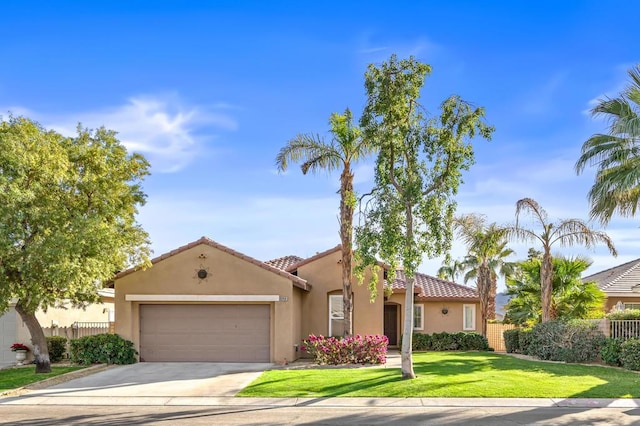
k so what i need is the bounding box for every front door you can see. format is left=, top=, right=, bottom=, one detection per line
left=383, top=304, right=398, bottom=346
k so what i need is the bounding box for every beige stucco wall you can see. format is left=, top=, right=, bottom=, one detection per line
left=115, top=243, right=302, bottom=363
left=386, top=292, right=481, bottom=337
left=297, top=250, right=384, bottom=341
left=605, top=296, right=640, bottom=312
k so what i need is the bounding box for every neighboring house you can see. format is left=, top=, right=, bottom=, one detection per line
left=583, top=258, right=640, bottom=312
left=114, top=236, right=480, bottom=363
left=0, top=289, right=114, bottom=365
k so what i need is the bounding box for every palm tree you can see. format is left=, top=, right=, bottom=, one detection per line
left=454, top=214, right=514, bottom=336
left=504, top=198, right=617, bottom=323
left=505, top=255, right=605, bottom=324
left=437, top=259, right=465, bottom=282
left=276, top=109, right=373, bottom=337
left=575, top=64, right=640, bottom=224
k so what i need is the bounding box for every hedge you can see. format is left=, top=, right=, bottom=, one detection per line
left=404, top=332, right=490, bottom=352
left=301, top=334, right=388, bottom=365
left=527, top=320, right=605, bottom=363
left=46, top=336, right=68, bottom=363
left=70, top=333, right=137, bottom=365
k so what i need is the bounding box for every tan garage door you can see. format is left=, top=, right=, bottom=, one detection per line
left=139, top=304, right=270, bottom=362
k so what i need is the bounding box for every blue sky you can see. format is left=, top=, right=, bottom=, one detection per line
left=1, top=2, right=638, bottom=289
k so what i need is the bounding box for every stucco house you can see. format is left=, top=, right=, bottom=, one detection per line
left=114, top=236, right=480, bottom=363
left=583, top=258, right=640, bottom=311
left=0, top=289, right=114, bottom=365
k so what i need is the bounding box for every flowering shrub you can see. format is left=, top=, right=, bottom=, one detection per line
left=10, top=343, right=29, bottom=352
left=301, top=334, right=388, bottom=365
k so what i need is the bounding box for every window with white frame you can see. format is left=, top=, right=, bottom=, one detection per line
left=413, top=304, right=424, bottom=330
left=624, top=303, right=640, bottom=310
left=329, top=294, right=345, bottom=337
left=463, top=304, right=476, bottom=331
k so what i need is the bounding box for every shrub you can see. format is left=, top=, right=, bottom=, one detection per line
left=301, top=334, right=388, bottom=365
left=518, top=328, right=533, bottom=354
left=503, top=329, right=519, bottom=353
left=46, top=336, right=68, bottom=363
left=620, top=339, right=640, bottom=371
left=528, top=320, right=605, bottom=363
left=601, top=338, right=623, bottom=367
left=405, top=332, right=489, bottom=352
left=412, top=333, right=432, bottom=351
left=606, top=309, right=640, bottom=320
left=70, top=333, right=137, bottom=365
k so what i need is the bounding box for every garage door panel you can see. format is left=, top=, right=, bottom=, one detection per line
left=139, top=304, right=270, bottom=362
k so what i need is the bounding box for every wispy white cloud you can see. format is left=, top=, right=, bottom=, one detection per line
left=3, top=95, right=237, bottom=173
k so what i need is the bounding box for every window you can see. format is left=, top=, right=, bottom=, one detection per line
left=329, top=294, right=345, bottom=337
left=624, top=303, right=640, bottom=310
left=413, top=304, right=424, bottom=330
left=463, top=304, right=476, bottom=331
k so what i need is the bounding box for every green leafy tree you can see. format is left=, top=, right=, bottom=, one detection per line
left=575, top=64, right=640, bottom=224
left=276, top=109, right=372, bottom=337
left=0, top=116, right=151, bottom=373
left=454, top=214, right=514, bottom=336
left=505, top=256, right=605, bottom=324
left=355, top=55, right=494, bottom=379
left=504, top=198, right=616, bottom=323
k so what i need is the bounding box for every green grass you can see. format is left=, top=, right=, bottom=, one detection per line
left=0, top=366, right=85, bottom=392
left=238, top=352, right=640, bottom=398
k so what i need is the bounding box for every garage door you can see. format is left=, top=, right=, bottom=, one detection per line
left=139, top=304, right=270, bottom=362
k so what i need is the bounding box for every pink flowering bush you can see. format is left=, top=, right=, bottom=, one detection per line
left=301, top=334, right=388, bottom=365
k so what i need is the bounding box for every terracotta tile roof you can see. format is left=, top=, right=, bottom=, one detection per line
left=114, top=236, right=311, bottom=291
left=390, top=269, right=478, bottom=301
left=265, top=255, right=304, bottom=271
left=583, top=258, right=640, bottom=294
left=281, top=245, right=341, bottom=272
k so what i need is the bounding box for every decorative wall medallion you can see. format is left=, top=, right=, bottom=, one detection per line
left=194, top=265, right=210, bottom=283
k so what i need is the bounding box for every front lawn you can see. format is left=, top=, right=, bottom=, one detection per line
left=0, top=366, right=85, bottom=393
left=238, top=351, right=640, bottom=398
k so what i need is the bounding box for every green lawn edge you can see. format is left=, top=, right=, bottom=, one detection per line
left=238, top=351, right=640, bottom=399
left=0, top=366, right=86, bottom=393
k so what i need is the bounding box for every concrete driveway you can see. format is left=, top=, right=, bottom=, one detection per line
left=20, top=362, right=271, bottom=398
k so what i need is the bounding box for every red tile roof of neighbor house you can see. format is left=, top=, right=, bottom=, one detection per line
left=268, top=246, right=479, bottom=301
left=582, top=258, right=640, bottom=294
left=264, top=255, right=305, bottom=271
left=115, top=237, right=311, bottom=291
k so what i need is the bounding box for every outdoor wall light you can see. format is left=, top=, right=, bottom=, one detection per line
left=441, top=308, right=449, bottom=315
left=197, top=269, right=208, bottom=279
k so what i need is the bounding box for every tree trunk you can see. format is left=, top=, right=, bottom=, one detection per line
left=401, top=203, right=416, bottom=379
left=478, top=265, right=491, bottom=337
left=541, top=251, right=553, bottom=323
left=15, top=302, right=51, bottom=373
left=487, top=273, right=497, bottom=320
left=401, top=274, right=416, bottom=379
left=340, top=166, right=354, bottom=337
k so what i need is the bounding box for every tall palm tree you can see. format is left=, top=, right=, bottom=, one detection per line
left=505, top=255, right=605, bottom=324
left=454, top=214, right=514, bottom=336
left=575, top=64, right=640, bottom=224
left=504, top=198, right=617, bottom=323
left=276, top=109, right=373, bottom=337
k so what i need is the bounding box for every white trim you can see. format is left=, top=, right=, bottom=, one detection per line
left=329, top=294, right=344, bottom=337
left=125, top=294, right=280, bottom=302
left=413, top=304, right=424, bottom=331
left=463, top=304, right=476, bottom=331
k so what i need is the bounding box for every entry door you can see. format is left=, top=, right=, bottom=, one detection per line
left=383, top=304, right=398, bottom=345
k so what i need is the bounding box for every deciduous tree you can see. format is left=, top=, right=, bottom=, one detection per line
left=355, top=55, right=493, bottom=379
left=0, top=116, right=151, bottom=373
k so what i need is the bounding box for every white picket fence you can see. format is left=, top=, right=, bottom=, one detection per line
left=608, top=320, right=640, bottom=340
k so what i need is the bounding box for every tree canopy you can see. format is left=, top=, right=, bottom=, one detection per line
left=0, top=116, right=151, bottom=372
